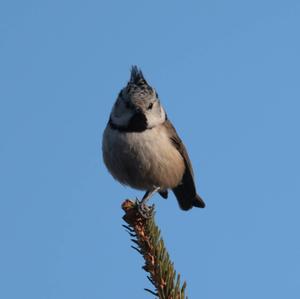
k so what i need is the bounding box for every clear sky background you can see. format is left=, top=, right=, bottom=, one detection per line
left=1, top=1, right=300, bottom=298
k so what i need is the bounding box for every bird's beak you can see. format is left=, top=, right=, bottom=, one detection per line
left=135, top=107, right=143, bottom=114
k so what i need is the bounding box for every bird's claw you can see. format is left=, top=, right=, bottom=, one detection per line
left=136, top=200, right=154, bottom=219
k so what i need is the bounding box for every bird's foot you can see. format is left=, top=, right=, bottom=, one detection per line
left=135, top=198, right=154, bottom=219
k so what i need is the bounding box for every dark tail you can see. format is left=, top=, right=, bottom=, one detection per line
left=172, top=163, right=206, bottom=210
left=192, top=194, right=206, bottom=208
left=173, top=187, right=206, bottom=211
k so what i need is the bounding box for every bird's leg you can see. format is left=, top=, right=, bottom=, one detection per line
left=141, top=186, right=160, bottom=204
left=137, top=186, right=160, bottom=218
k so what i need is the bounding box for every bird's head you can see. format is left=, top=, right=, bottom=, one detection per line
left=110, top=66, right=166, bottom=132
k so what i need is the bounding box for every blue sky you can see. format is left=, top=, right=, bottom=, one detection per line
left=1, top=1, right=300, bottom=298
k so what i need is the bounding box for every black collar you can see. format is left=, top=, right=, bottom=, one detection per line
left=109, top=113, right=168, bottom=133
left=109, top=112, right=148, bottom=133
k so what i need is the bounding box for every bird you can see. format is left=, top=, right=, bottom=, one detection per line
left=102, top=66, right=205, bottom=214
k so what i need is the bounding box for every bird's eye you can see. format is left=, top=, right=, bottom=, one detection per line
left=147, top=103, right=153, bottom=110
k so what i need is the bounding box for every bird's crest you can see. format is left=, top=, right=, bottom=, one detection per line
left=130, top=66, right=148, bottom=86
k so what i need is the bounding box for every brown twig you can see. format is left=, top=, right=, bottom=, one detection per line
left=122, top=199, right=188, bottom=299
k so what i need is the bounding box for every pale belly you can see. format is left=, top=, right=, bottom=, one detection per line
left=102, top=125, right=185, bottom=190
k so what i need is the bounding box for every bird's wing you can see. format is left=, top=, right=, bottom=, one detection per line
left=164, top=119, right=195, bottom=178
left=164, top=119, right=198, bottom=209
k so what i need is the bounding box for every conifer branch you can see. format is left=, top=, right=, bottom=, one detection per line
left=122, top=199, right=188, bottom=299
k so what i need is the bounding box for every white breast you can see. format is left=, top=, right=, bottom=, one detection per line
left=102, top=124, right=185, bottom=190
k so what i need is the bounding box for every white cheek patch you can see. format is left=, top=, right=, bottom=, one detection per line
left=146, top=106, right=166, bottom=128
left=110, top=106, right=133, bottom=127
